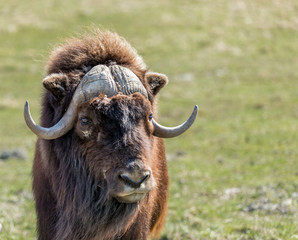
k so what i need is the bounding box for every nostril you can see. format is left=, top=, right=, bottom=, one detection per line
left=119, top=172, right=150, bottom=188
left=119, top=174, right=131, bottom=184
left=119, top=174, right=138, bottom=188
left=140, top=174, right=150, bottom=184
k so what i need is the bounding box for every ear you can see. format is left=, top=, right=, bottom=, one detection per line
left=42, top=73, right=69, bottom=101
left=145, top=72, right=168, bottom=96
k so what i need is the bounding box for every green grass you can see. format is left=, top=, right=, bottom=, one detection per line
left=0, top=0, right=297, bottom=239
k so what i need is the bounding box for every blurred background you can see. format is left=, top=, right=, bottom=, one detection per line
left=0, top=0, right=297, bottom=239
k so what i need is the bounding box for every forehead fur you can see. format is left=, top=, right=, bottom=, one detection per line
left=89, top=93, right=151, bottom=125
left=46, top=30, right=148, bottom=80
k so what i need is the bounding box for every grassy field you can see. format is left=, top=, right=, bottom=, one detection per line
left=0, top=0, right=297, bottom=239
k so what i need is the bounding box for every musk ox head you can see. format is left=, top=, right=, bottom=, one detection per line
left=24, top=31, right=198, bottom=204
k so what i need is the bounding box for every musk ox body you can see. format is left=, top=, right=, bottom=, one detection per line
left=25, top=30, right=198, bottom=240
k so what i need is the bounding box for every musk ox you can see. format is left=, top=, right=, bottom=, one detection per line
left=24, top=30, right=198, bottom=240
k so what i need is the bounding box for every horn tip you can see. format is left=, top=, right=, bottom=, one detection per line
left=194, top=105, right=199, bottom=115
left=24, top=101, right=30, bottom=113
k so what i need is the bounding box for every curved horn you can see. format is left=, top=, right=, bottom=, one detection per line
left=152, top=105, right=198, bottom=138
left=24, top=100, right=78, bottom=140
left=24, top=65, right=118, bottom=140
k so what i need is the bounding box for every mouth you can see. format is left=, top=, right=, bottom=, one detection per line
left=115, top=192, right=147, bottom=203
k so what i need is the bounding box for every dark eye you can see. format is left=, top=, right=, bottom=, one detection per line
left=148, top=113, right=153, bottom=121
left=80, top=117, right=92, bottom=126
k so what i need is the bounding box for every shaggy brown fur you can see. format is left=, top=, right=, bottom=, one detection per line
left=33, top=30, right=169, bottom=240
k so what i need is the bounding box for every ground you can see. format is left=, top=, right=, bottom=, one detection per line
left=0, top=0, right=297, bottom=239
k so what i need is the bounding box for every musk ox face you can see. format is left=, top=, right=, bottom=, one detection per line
left=24, top=62, right=197, bottom=205
left=75, top=93, right=156, bottom=203
left=24, top=63, right=198, bottom=205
